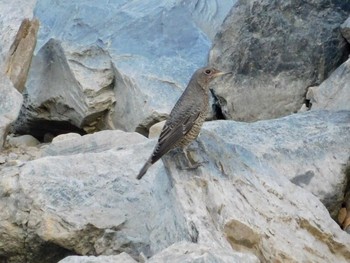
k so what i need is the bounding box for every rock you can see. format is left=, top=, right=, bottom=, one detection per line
left=187, top=0, right=238, bottom=40
left=210, top=0, right=350, bottom=121
left=307, top=58, right=350, bottom=111
left=8, top=134, right=40, bottom=148
left=4, top=18, right=39, bottom=93
left=52, top=133, right=82, bottom=144
left=147, top=242, right=259, bottom=263
left=0, top=73, right=23, bottom=149
left=12, top=38, right=116, bottom=139
left=32, top=0, right=234, bottom=134
left=204, top=110, right=350, bottom=217
left=341, top=16, right=350, bottom=43
left=58, top=253, right=137, bottom=263
left=42, top=130, right=145, bottom=157
left=148, top=120, right=166, bottom=139
left=0, top=0, right=36, bottom=69
left=1, top=111, right=350, bottom=262
left=0, top=134, right=189, bottom=262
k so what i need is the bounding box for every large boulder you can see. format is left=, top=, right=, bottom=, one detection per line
left=210, top=0, right=350, bottom=121
left=29, top=0, right=234, bottom=136
left=12, top=38, right=116, bottom=140
left=1, top=110, right=350, bottom=263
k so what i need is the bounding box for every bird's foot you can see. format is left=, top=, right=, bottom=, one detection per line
left=175, top=149, right=208, bottom=170
left=179, top=160, right=205, bottom=170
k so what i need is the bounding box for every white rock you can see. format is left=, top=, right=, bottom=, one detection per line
left=8, top=134, right=40, bottom=147
left=52, top=133, right=82, bottom=144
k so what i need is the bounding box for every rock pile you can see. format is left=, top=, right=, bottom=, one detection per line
left=0, top=1, right=350, bottom=263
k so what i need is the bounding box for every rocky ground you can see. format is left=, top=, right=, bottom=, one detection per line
left=0, top=1, right=350, bottom=263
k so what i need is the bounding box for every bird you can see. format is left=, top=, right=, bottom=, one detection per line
left=137, top=66, right=230, bottom=180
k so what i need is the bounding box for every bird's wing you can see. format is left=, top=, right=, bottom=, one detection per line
left=150, top=108, right=201, bottom=164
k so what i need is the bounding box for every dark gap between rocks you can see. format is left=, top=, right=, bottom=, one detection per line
left=11, top=119, right=87, bottom=143
left=210, top=89, right=226, bottom=120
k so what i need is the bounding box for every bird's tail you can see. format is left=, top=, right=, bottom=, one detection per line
left=136, top=158, right=153, bottom=180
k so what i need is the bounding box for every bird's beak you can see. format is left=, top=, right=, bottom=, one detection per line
left=212, top=71, right=232, bottom=78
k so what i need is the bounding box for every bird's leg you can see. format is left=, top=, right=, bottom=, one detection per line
left=179, top=147, right=203, bottom=170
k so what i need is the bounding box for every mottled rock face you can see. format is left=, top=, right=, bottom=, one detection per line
left=210, top=0, right=350, bottom=121
left=1, top=111, right=350, bottom=263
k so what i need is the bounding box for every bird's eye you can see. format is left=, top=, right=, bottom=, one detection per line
left=205, top=69, right=212, bottom=75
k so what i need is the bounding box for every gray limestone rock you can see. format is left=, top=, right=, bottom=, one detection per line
left=1, top=111, right=350, bottom=262
left=42, top=130, right=146, bottom=157
left=32, top=0, right=234, bottom=134
left=307, top=58, right=350, bottom=111
left=210, top=0, right=350, bottom=121
left=13, top=39, right=116, bottom=139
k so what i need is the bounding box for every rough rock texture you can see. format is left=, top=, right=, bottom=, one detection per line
left=58, top=253, right=137, bottom=263
left=210, top=0, right=350, bottom=121
left=12, top=38, right=116, bottom=139
left=31, top=0, right=235, bottom=135
left=1, top=111, right=350, bottom=263
left=0, top=74, right=23, bottom=149
left=307, top=58, right=350, bottom=111
left=147, top=242, right=258, bottom=263
left=0, top=0, right=37, bottom=69
left=5, top=18, right=39, bottom=93
left=341, top=16, right=350, bottom=43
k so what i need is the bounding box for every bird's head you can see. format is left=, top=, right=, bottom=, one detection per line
left=195, top=67, right=231, bottom=88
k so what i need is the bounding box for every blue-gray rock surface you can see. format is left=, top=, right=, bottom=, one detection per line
left=12, top=0, right=235, bottom=137
left=1, top=111, right=350, bottom=262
